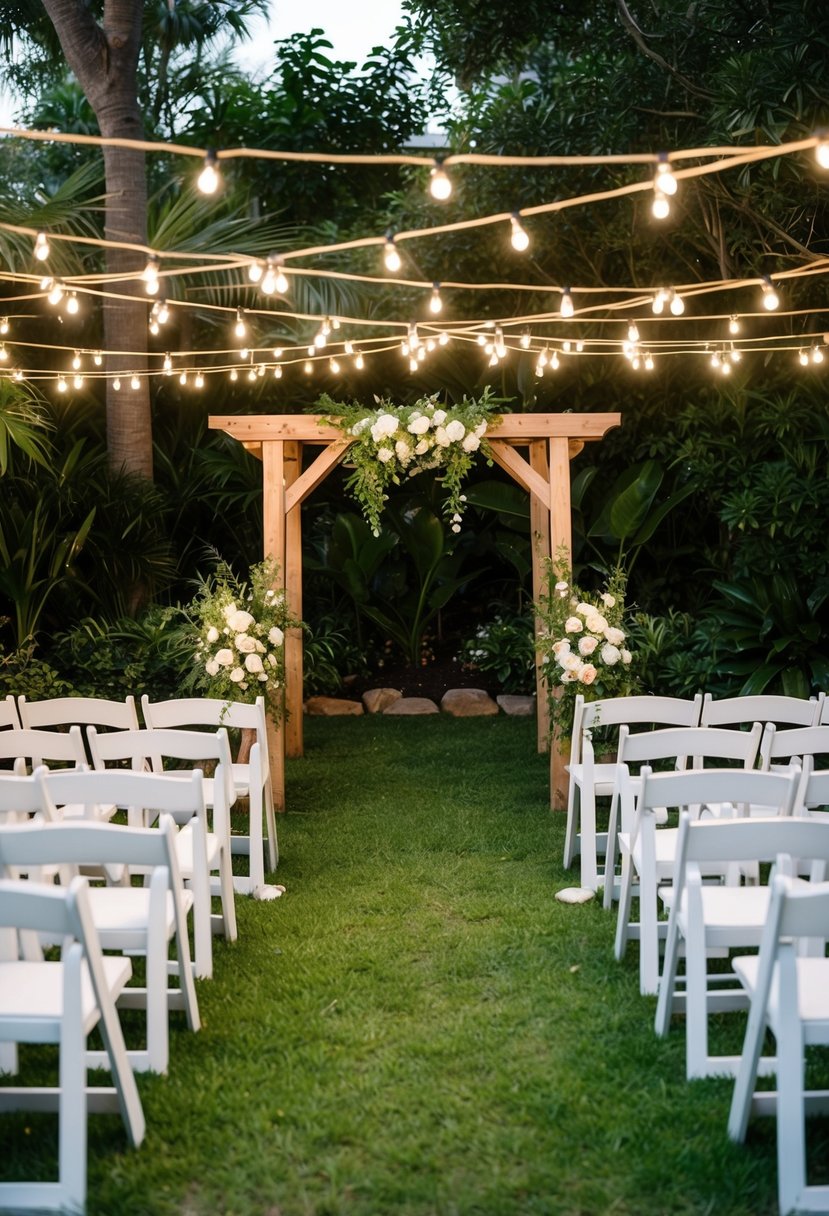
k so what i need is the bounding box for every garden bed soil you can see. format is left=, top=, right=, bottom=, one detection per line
left=343, top=647, right=497, bottom=705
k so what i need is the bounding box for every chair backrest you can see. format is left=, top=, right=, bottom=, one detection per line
left=37, top=766, right=206, bottom=828
left=639, top=765, right=799, bottom=824
left=0, top=772, right=42, bottom=820
left=0, top=726, right=87, bottom=772
left=0, top=695, right=21, bottom=730
left=18, top=694, right=139, bottom=732
left=793, top=754, right=829, bottom=816
left=701, top=692, right=823, bottom=729
left=617, top=722, right=763, bottom=771
left=567, top=693, right=703, bottom=770
left=673, top=805, right=829, bottom=872
left=141, top=694, right=269, bottom=771
left=760, top=724, right=829, bottom=771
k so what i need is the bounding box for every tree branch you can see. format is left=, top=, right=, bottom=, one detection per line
left=615, top=0, right=714, bottom=101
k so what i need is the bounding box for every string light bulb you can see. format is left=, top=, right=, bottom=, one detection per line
left=428, top=159, right=452, bottom=201
left=273, top=365, right=282, bottom=379
left=71, top=351, right=81, bottom=370
left=438, top=332, right=449, bottom=346
left=112, top=377, right=121, bottom=391
left=652, top=189, right=670, bottom=220
left=729, top=315, right=741, bottom=335
left=509, top=212, right=530, bottom=251
left=93, top=351, right=102, bottom=366
left=194, top=372, right=204, bottom=389
left=813, top=345, right=825, bottom=364
left=669, top=290, right=685, bottom=316
left=274, top=261, right=289, bottom=294
left=652, top=289, right=668, bottom=315
left=142, top=255, right=160, bottom=295
left=304, top=360, right=313, bottom=375
left=654, top=153, right=677, bottom=195
left=645, top=353, right=654, bottom=371
left=163, top=353, right=172, bottom=374
left=560, top=289, right=574, bottom=318
left=329, top=357, right=340, bottom=374
left=429, top=284, right=443, bottom=315
left=761, top=276, right=780, bottom=310
left=229, top=368, right=238, bottom=382
left=248, top=261, right=263, bottom=284
left=0, top=345, right=7, bottom=361
left=627, top=322, right=640, bottom=343
left=73, top=374, right=83, bottom=389
left=799, top=348, right=809, bottom=366
left=57, top=375, right=67, bottom=392
left=355, top=352, right=364, bottom=369
left=34, top=231, right=50, bottom=261
left=65, top=292, right=79, bottom=315
left=383, top=235, right=402, bottom=273
left=234, top=308, right=247, bottom=339
left=130, top=374, right=140, bottom=390
left=816, top=131, right=829, bottom=170
left=47, top=280, right=64, bottom=306
left=0, top=318, right=8, bottom=335
left=197, top=149, right=220, bottom=195
left=178, top=371, right=187, bottom=386
left=520, top=331, right=531, bottom=349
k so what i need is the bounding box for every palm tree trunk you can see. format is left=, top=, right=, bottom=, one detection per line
left=41, top=0, right=152, bottom=479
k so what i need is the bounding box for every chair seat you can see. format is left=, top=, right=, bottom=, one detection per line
left=87, top=887, right=193, bottom=946
left=0, top=956, right=132, bottom=1039
left=174, top=822, right=219, bottom=876
left=734, top=955, right=829, bottom=1029
left=567, top=761, right=619, bottom=793
left=623, top=826, right=678, bottom=870
left=676, top=884, right=771, bottom=940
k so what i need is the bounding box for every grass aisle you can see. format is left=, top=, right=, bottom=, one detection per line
left=4, top=717, right=784, bottom=1214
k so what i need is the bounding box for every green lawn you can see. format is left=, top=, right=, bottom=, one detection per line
left=0, top=716, right=809, bottom=1214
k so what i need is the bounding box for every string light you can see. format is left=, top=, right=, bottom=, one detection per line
left=494, top=326, right=506, bottom=358
left=560, top=289, right=574, bottom=318
left=248, top=260, right=263, bottom=284
left=261, top=255, right=289, bottom=295
left=273, top=347, right=283, bottom=358
left=520, top=331, right=531, bottom=348
left=230, top=368, right=238, bottom=381
left=652, top=189, right=670, bottom=220
left=257, top=362, right=265, bottom=378
left=234, top=308, right=247, bottom=339
left=274, top=262, right=289, bottom=294
left=761, top=276, right=780, bottom=310
left=383, top=235, right=402, bottom=273
left=344, top=340, right=354, bottom=356
left=816, top=132, right=829, bottom=170
left=329, top=357, right=340, bottom=374
left=409, top=356, right=418, bottom=372
left=273, top=364, right=282, bottom=379
left=304, top=360, right=313, bottom=374
left=729, top=315, right=741, bottom=335
left=73, top=374, right=83, bottom=389
left=645, top=353, right=654, bottom=370
left=143, top=255, right=160, bottom=294
left=34, top=231, right=50, bottom=261
left=194, top=371, right=205, bottom=388
left=57, top=375, right=67, bottom=392
left=730, top=344, right=742, bottom=363
left=71, top=351, right=81, bottom=370
left=669, top=290, right=685, bottom=316
left=813, top=345, right=825, bottom=364
left=429, top=284, right=443, bottom=315
left=0, top=345, right=7, bottom=361
left=130, top=374, right=140, bottom=390
left=428, top=159, right=452, bottom=201
left=47, top=280, right=64, bottom=306
left=247, top=366, right=257, bottom=382
left=93, top=350, right=103, bottom=366
left=654, top=153, right=678, bottom=196
left=799, top=348, right=809, bottom=366
left=178, top=371, right=187, bottom=386
left=65, top=292, right=79, bottom=315
left=510, top=212, right=530, bottom=251
left=550, top=351, right=560, bottom=370
left=438, top=332, right=449, bottom=346
left=652, top=289, right=668, bottom=315
left=354, top=352, right=364, bottom=369
left=163, top=353, right=173, bottom=374
left=627, top=322, right=640, bottom=343
left=0, top=318, right=8, bottom=335
left=197, top=149, right=220, bottom=194
left=113, top=377, right=121, bottom=391
left=240, top=348, right=249, bottom=360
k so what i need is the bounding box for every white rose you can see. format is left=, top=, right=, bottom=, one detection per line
left=227, top=609, right=254, bottom=632
left=601, top=643, right=621, bottom=666
left=205, top=658, right=220, bottom=676
left=580, top=664, right=598, bottom=685
left=235, top=633, right=257, bottom=653
left=578, top=636, right=598, bottom=656
left=407, top=415, right=430, bottom=435
left=565, top=616, right=584, bottom=633
left=215, top=648, right=234, bottom=667
left=414, top=439, right=430, bottom=455
left=370, top=413, right=399, bottom=441
left=230, top=667, right=245, bottom=683
left=431, top=408, right=447, bottom=425
left=445, top=419, right=465, bottom=442
left=395, top=438, right=411, bottom=462
left=267, top=653, right=278, bottom=667
left=474, top=421, right=487, bottom=438
left=552, top=639, right=570, bottom=658
left=258, top=672, right=268, bottom=682
left=605, top=626, right=626, bottom=646
left=206, top=626, right=220, bottom=643
left=554, top=580, right=569, bottom=593
left=351, top=417, right=370, bottom=435
left=268, top=626, right=284, bottom=646
left=461, top=433, right=480, bottom=452
left=562, top=652, right=582, bottom=672
left=244, top=653, right=264, bottom=673
left=601, top=592, right=616, bottom=608
left=560, top=669, right=577, bottom=683
left=377, top=446, right=394, bottom=463
left=222, top=603, right=237, bottom=621
left=575, top=602, right=593, bottom=615
left=585, top=614, right=608, bottom=634
left=621, top=649, right=632, bottom=665
left=434, top=426, right=451, bottom=448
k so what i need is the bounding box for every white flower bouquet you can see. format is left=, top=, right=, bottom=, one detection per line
left=319, top=388, right=501, bottom=535
left=536, top=557, right=638, bottom=743
left=187, top=559, right=298, bottom=720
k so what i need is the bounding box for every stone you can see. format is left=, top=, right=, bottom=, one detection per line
left=497, top=694, right=536, bottom=717
left=384, top=697, right=439, bottom=715
left=362, top=687, right=403, bottom=714
left=554, top=887, right=596, bottom=905
left=440, top=688, right=499, bottom=717
left=304, top=696, right=364, bottom=716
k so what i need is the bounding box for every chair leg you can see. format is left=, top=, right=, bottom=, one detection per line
left=614, top=852, right=634, bottom=961
left=728, top=988, right=770, bottom=1143
left=603, top=789, right=621, bottom=910
left=639, top=861, right=660, bottom=996
left=579, top=784, right=599, bottom=892
left=218, top=849, right=237, bottom=942
left=563, top=780, right=579, bottom=869
left=264, top=779, right=278, bottom=871
left=685, top=928, right=712, bottom=1078
left=654, top=921, right=681, bottom=1038
left=60, top=946, right=87, bottom=1213
left=776, top=1020, right=807, bottom=1215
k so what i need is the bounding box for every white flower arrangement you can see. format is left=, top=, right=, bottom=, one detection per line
left=536, top=557, right=637, bottom=742
left=318, top=388, right=501, bottom=535
left=187, top=559, right=298, bottom=720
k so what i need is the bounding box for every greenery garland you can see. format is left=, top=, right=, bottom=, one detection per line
left=318, top=389, right=502, bottom=535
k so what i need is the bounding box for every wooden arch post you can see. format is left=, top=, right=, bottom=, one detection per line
left=209, top=412, right=620, bottom=812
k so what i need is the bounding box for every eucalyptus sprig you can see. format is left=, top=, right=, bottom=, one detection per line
left=319, top=389, right=502, bottom=535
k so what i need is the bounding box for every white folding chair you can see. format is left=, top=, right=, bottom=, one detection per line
left=562, top=693, right=703, bottom=891
left=760, top=723, right=829, bottom=774
left=728, top=874, right=829, bottom=1216
left=0, top=875, right=145, bottom=1214
left=654, top=785, right=827, bottom=1081
left=17, top=694, right=139, bottom=734
left=701, top=692, right=823, bottom=730
left=612, top=723, right=763, bottom=994
left=0, top=696, right=21, bottom=730
left=0, top=726, right=87, bottom=774
left=26, top=769, right=202, bottom=1072
left=794, top=754, right=829, bottom=826
left=87, top=726, right=237, bottom=977
left=141, top=695, right=278, bottom=894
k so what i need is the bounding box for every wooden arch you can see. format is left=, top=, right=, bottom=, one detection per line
left=209, top=412, right=621, bottom=809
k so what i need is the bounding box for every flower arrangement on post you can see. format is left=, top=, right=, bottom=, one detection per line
left=187, top=559, right=299, bottom=722
left=536, top=556, right=638, bottom=745
left=318, top=388, right=501, bottom=536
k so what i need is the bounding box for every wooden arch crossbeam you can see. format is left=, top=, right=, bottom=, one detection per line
left=208, top=412, right=621, bottom=810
